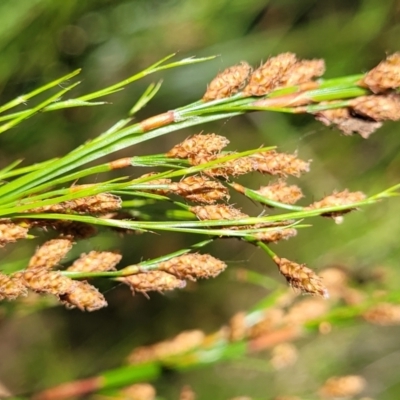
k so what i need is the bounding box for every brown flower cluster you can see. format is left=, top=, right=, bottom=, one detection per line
left=203, top=53, right=325, bottom=101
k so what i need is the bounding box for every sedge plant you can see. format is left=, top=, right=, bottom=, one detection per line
left=1, top=52, right=400, bottom=399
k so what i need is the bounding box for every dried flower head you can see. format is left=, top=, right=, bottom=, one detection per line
left=203, top=61, right=252, bottom=101
left=248, top=308, right=284, bottom=339
left=120, top=383, right=156, bottom=400
left=53, top=221, right=97, bottom=240
left=229, top=311, right=248, bottom=342
left=20, top=269, right=76, bottom=296
left=350, top=94, right=400, bottom=121
left=306, top=190, right=366, bottom=222
left=59, top=280, right=107, bottom=311
left=316, top=106, right=383, bottom=138
left=257, top=182, right=303, bottom=204
left=273, top=256, right=329, bottom=298
left=158, top=253, right=227, bottom=281
left=167, top=133, right=229, bottom=159
left=252, top=228, right=297, bottom=243
left=363, top=303, right=400, bottom=325
left=127, top=330, right=205, bottom=364
left=270, top=342, right=298, bottom=370
left=0, top=272, right=28, bottom=300
left=117, top=271, right=186, bottom=294
left=319, top=375, right=366, bottom=399
left=243, top=53, right=324, bottom=96
left=284, top=298, right=329, bottom=325
left=0, top=222, right=28, bottom=247
left=28, top=238, right=73, bottom=270
left=190, top=204, right=248, bottom=221
left=67, top=251, right=121, bottom=272
left=361, top=52, right=400, bottom=93
left=169, top=175, right=229, bottom=204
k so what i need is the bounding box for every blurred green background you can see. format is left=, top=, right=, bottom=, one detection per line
left=0, top=0, right=400, bottom=399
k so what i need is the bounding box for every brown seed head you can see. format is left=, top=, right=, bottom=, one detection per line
left=127, top=330, right=205, bottom=364
left=228, top=311, right=248, bottom=342
left=281, top=58, right=325, bottom=87
left=159, top=253, right=227, bottom=281
left=285, top=298, right=330, bottom=325
left=248, top=308, right=284, bottom=339
left=167, top=133, right=229, bottom=159
left=361, top=53, right=400, bottom=93
left=243, top=53, right=297, bottom=96
left=363, top=303, right=400, bottom=325
left=190, top=204, right=248, bottom=221
left=0, top=272, right=28, bottom=300
left=249, top=151, right=310, bottom=177
left=52, top=221, right=97, bottom=240
left=306, top=190, right=366, bottom=221
left=59, top=280, right=107, bottom=311
left=316, top=106, right=383, bottom=138
left=319, top=375, right=366, bottom=399
left=0, top=222, right=28, bottom=247
left=271, top=342, right=298, bottom=370
left=169, top=175, right=229, bottom=204
left=21, top=269, right=76, bottom=295
left=120, top=383, right=156, bottom=400
left=273, top=256, right=329, bottom=298
left=252, top=228, right=297, bottom=243
left=67, top=251, right=121, bottom=272
left=257, top=181, right=303, bottom=204
left=118, top=271, right=186, bottom=294
left=350, top=94, right=400, bottom=121
left=28, top=238, right=73, bottom=270
left=203, top=61, right=252, bottom=101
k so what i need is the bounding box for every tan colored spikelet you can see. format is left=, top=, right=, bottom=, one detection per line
left=0, top=222, right=28, bottom=247
left=59, top=280, right=107, bottom=311
left=0, top=272, right=28, bottom=300
left=127, top=330, right=205, bottom=364
left=270, top=342, right=298, bottom=370
left=20, top=269, right=76, bottom=295
left=243, top=53, right=298, bottom=96
left=203, top=61, right=252, bottom=101
left=285, top=298, right=329, bottom=325
left=249, top=151, right=310, bottom=177
left=190, top=204, right=248, bottom=220
left=28, top=238, right=73, bottom=270
left=306, top=189, right=366, bottom=221
left=350, top=94, right=400, bottom=121
left=120, top=383, right=156, bottom=400
left=248, top=308, right=284, bottom=339
left=319, top=375, right=366, bottom=399
left=281, top=58, right=325, bottom=87
left=190, top=153, right=254, bottom=178
left=167, top=133, right=229, bottom=159
left=158, top=253, right=227, bottom=281
left=67, top=251, right=121, bottom=272
left=363, top=303, right=400, bottom=325
left=273, top=256, right=329, bottom=298
left=118, top=271, right=186, bottom=294
left=316, top=106, right=383, bottom=138
left=318, top=267, right=348, bottom=300
left=169, top=175, right=229, bottom=204
left=361, top=52, right=400, bottom=93
left=229, top=311, right=248, bottom=342
left=179, top=385, right=196, bottom=400
left=252, top=228, right=297, bottom=243
left=257, top=182, right=303, bottom=204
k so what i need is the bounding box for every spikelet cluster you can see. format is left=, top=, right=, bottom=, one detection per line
left=27, top=193, right=121, bottom=214
left=361, top=52, right=400, bottom=93
left=203, top=53, right=325, bottom=101
left=273, top=255, right=328, bottom=298
left=257, top=181, right=303, bottom=205
left=318, top=375, right=366, bottom=399
left=203, top=62, right=252, bottom=101
left=252, top=228, right=297, bottom=244
left=127, top=330, right=205, bottom=364
left=363, top=303, right=400, bottom=325
left=190, top=204, right=248, bottom=221
left=0, top=272, right=28, bottom=301
left=117, top=270, right=186, bottom=295
left=0, top=222, right=28, bottom=247
left=350, top=94, right=400, bottom=121
left=67, top=251, right=121, bottom=272
left=28, top=238, right=73, bottom=269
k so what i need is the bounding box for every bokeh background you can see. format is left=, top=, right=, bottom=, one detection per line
left=1, top=0, right=400, bottom=398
